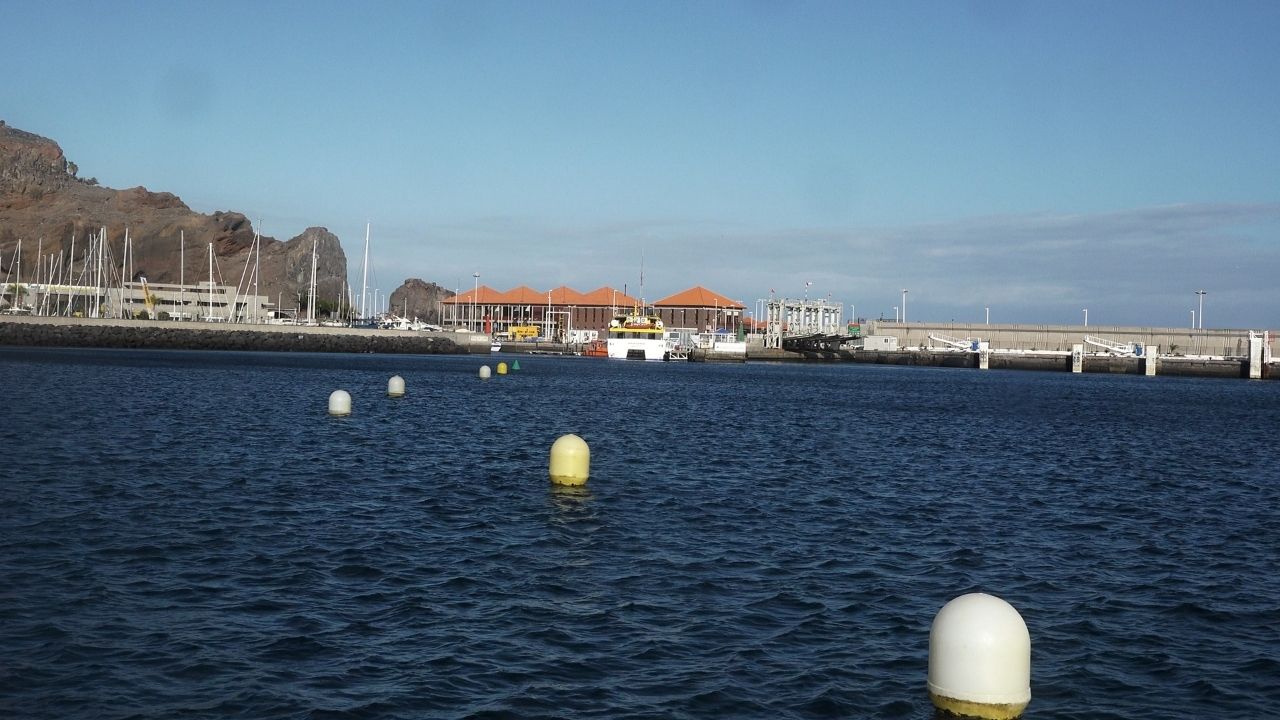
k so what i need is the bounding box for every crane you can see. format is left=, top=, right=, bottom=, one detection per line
left=139, top=276, right=157, bottom=319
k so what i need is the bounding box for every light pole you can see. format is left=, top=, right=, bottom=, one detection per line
left=1195, top=290, right=1206, bottom=329
left=894, top=306, right=899, bottom=322
left=1191, top=310, right=1196, bottom=329
left=901, top=289, right=908, bottom=323
left=472, top=272, right=480, bottom=332
left=1083, top=308, right=1088, bottom=327
left=985, top=306, right=990, bottom=325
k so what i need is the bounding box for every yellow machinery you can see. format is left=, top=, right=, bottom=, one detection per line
left=139, top=276, right=157, bottom=318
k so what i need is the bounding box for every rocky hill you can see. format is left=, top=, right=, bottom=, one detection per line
left=387, top=278, right=453, bottom=325
left=0, top=120, right=347, bottom=312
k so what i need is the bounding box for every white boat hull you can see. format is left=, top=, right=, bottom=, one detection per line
left=607, top=338, right=667, bottom=360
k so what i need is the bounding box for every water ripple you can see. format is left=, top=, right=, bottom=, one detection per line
left=2, top=348, right=1279, bottom=719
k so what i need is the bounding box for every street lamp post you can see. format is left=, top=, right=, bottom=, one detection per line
left=1083, top=308, right=1088, bottom=327
left=1195, top=290, right=1206, bottom=329
left=985, top=306, right=990, bottom=325
left=472, top=272, right=480, bottom=333
left=1191, top=310, right=1196, bottom=329
left=901, top=289, right=908, bottom=323
left=893, top=306, right=899, bottom=322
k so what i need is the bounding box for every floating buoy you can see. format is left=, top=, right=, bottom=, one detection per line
left=497, top=362, right=508, bottom=375
left=928, top=593, right=1031, bottom=719
left=478, top=365, right=491, bottom=380
left=387, top=375, right=405, bottom=397
left=328, top=390, right=352, bottom=417
left=548, top=434, right=590, bottom=486
left=512, top=360, right=521, bottom=371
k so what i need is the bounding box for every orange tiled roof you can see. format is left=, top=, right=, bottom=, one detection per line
left=503, top=285, right=548, bottom=305
left=546, top=285, right=587, bottom=305
left=654, top=286, right=744, bottom=309
left=577, top=286, right=638, bottom=307
left=445, top=285, right=506, bottom=304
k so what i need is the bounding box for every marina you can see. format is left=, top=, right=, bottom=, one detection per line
left=2, top=314, right=1274, bottom=381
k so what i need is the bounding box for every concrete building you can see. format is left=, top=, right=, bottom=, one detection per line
left=5, top=280, right=276, bottom=322
left=443, top=284, right=745, bottom=340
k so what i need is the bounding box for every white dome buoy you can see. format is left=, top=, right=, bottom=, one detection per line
left=928, top=593, right=1031, bottom=719
left=328, top=389, right=352, bottom=417
left=478, top=365, right=491, bottom=380
left=548, top=434, right=590, bottom=486
left=387, top=375, right=405, bottom=397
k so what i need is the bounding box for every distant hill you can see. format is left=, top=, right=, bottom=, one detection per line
left=0, top=120, right=348, bottom=313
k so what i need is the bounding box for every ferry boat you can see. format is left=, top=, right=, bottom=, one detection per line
left=606, top=312, right=668, bottom=360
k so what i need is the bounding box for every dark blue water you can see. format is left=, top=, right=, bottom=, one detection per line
left=2, top=347, right=1278, bottom=719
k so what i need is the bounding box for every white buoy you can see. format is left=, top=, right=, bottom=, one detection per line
left=478, top=365, right=492, bottom=380
left=327, top=389, right=352, bottom=417
left=548, top=434, right=590, bottom=486
left=928, top=593, right=1030, bottom=719
left=387, top=375, right=405, bottom=397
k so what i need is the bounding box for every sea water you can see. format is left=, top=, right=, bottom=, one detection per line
left=2, top=347, right=1278, bottom=719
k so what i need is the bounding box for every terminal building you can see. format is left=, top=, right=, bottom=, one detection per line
left=443, top=285, right=747, bottom=342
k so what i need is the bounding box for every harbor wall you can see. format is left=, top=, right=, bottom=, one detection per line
left=864, top=321, right=1274, bottom=358
left=0, top=316, right=475, bottom=355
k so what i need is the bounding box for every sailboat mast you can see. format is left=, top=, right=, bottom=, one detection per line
left=118, top=228, right=129, bottom=318
left=253, top=229, right=260, bottom=323
left=65, top=233, right=75, bottom=316
left=308, top=236, right=318, bottom=324
left=207, top=242, right=213, bottom=321
left=179, top=230, right=185, bottom=320
left=34, top=238, right=42, bottom=314
left=15, top=239, right=21, bottom=310
left=94, top=228, right=104, bottom=317
left=359, top=222, right=370, bottom=322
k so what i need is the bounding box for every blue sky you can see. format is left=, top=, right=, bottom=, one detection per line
left=2, top=1, right=1277, bottom=327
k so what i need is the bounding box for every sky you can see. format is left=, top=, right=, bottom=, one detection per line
left=2, top=0, right=1278, bottom=327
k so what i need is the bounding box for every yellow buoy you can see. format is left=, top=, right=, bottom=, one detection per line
left=387, top=375, right=405, bottom=397
left=497, top=362, right=508, bottom=375
left=327, top=390, right=352, bottom=416
left=548, top=434, right=590, bottom=486
left=928, top=593, right=1031, bottom=719
left=478, top=365, right=491, bottom=380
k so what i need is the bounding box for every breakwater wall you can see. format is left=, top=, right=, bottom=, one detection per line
left=746, top=343, right=1268, bottom=379
left=0, top=316, right=472, bottom=355
left=866, top=321, right=1275, bottom=358
left=848, top=349, right=1256, bottom=378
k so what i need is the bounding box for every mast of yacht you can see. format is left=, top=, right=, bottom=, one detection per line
left=179, top=231, right=184, bottom=320
left=64, top=233, right=75, bottom=316
left=2, top=239, right=16, bottom=310
left=33, top=238, right=42, bottom=314
left=93, top=228, right=104, bottom=317
left=206, top=242, right=213, bottom=321
left=359, top=222, right=370, bottom=323
left=117, top=229, right=127, bottom=318
left=253, top=228, right=260, bottom=323
left=308, top=236, right=318, bottom=324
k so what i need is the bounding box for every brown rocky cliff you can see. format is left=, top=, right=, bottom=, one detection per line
left=388, top=278, right=455, bottom=325
left=0, top=121, right=347, bottom=311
